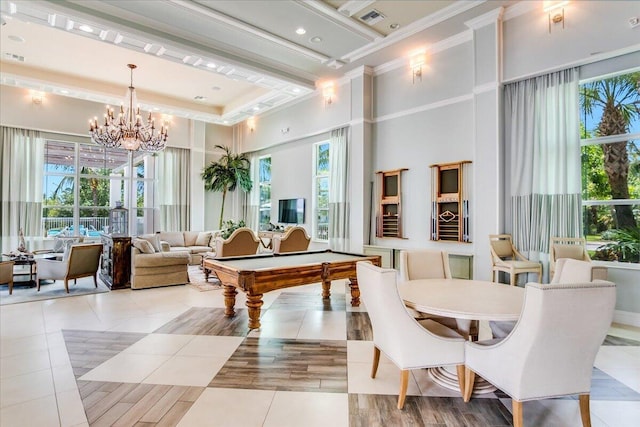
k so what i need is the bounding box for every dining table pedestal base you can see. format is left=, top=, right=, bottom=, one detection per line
left=429, top=366, right=496, bottom=395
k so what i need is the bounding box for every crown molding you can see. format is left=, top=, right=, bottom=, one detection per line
left=502, top=0, right=538, bottom=21
left=294, top=0, right=382, bottom=42
left=464, top=7, right=504, bottom=29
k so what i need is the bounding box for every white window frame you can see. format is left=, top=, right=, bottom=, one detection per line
left=312, top=141, right=330, bottom=242
left=258, top=155, right=271, bottom=227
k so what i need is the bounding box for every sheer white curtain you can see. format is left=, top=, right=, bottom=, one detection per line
left=244, top=152, right=260, bottom=231
left=505, top=68, right=581, bottom=281
left=0, top=126, right=45, bottom=251
left=157, top=147, right=190, bottom=231
left=328, top=127, right=350, bottom=251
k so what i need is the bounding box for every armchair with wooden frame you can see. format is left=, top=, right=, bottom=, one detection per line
left=272, top=226, right=311, bottom=254
left=35, top=243, right=103, bottom=293
left=0, top=261, right=15, bottom=295
left=489, top=234, right=542, bottom=286
left=213, top=227, right=260, bottom=258
left=549, top=236, right=591, bottom=280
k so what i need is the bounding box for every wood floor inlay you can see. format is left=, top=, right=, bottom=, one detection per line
left=63, top=329, right=147, bottom=378
left=209, top=337, right=348, bottom=392
left=347, top=312, right=372, bottom=341
left=77, top=380, right=204, bottom=426
left=348, top=394, right=513, bottom=427
left=268, top=291, right=347, bottom=311
left=153, top=307, right=250, bottom=336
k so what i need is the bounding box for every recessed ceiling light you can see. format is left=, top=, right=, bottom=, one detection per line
left=211, top=86, right=221, bottom=91
left=59, top=89, right=69, bottom=94
left=8, top=35, right=24, bottom=42
left=194, top=95, right=207, bottom=101
left=390, top=23, right=400, bottom=30
left=79, top=24, right=93, bottom=33
left=296, top=27, right=306, bottom=35
left=292, top=87, right=301, bottom=93
left=253, top=106, right=260, bottom=111
left=223, top=120, right=229, bottom=124
left=309, top=36, right=322, bottom=43
left=206, top=62, right=216, bottom=68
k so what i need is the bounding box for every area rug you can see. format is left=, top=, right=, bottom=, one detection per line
left=188, top=265, right=222, bottom=292
left=0, top=280, right=111, bottom=306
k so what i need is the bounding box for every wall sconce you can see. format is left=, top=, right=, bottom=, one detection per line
left=543, top=1, right=568, bottom=33
left=322, top=82, right=335, bottom=107
left=31, top=91, right=44, bottom=105
left=409, top=51, right=425, bottom=84
left=247, top=116, right=255, bottom=132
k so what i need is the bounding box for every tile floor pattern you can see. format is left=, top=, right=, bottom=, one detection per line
left=1, top=277, right=639, bottom=426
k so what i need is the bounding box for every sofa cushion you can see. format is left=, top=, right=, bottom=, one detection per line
left=134, top=251, right=190, bottom=268
left=132, top=238, right=155, bottom=254
left=195, top=231, right=212, bottom=247
left=184, top=231, right=199, bottom=247
left=159, top=232, right=185, bottom=247
left=139, top=234, right=162, bottom=252
left=189, top=246, right=212, bottom=254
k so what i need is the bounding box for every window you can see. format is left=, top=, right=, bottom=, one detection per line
left=258, top=156, right=271, bottom=227
left=313, top=141, right=330, bottom=241
left=43, top=139, right=157, bottom=238
left=580, top=70, right=640, bottom=263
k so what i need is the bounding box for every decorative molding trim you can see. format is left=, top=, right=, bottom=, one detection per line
left=170, top=0, right=331, bottom=63
left=502, top=0, right=538, bottom=21
left=375, top=94, right=473, bottom=123
left=464, top=6, right=504, bottom=29
left=294, top=0, right=382, bottom=42
left=373, top=31, right=473, bottom=76
left=345, top=65, right=374, bottom=79
left=342, top=0, right=486, bottom=63
left=473, top=82, right=500, bottom=95
left=613, top=310, right=640, bottom=328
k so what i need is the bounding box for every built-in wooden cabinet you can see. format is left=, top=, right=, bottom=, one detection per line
left=376, top=169, right=407, bottom=238
left=430, top=161, right=472, bottom=243
left=99, top=234, right=131, bottom=289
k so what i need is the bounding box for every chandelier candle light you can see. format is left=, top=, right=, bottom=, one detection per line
left=89, top=64, right=168, bottom=152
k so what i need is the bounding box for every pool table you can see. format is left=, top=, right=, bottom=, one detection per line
left=202, top=250, right=381, bottom=330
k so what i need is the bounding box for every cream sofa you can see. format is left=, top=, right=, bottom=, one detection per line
left=130, top=239, right=190, bottom=289
left=157, top=231, right=219, bottom=265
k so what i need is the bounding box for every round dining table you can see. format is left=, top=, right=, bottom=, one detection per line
left=398, top=278, right=525, bottom=394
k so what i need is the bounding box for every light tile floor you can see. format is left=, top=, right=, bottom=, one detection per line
left=0, top=276, right=639, bottom=426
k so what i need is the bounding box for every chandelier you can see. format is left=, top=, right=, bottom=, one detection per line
left=89, top=64, right=168, bottom=152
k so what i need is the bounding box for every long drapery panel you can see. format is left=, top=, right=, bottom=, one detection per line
left=328, top=127, right=350, bottom=251
left=0, top=126, right=45, bottom=252
left=157, top=147, right=190, bottom=231
left=505, top=68, right=581, bottom=281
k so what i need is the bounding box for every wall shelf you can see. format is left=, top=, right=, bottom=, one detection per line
left=430, top=161, right=472, bottom=243
left=376, top=169, right=407, bottom=238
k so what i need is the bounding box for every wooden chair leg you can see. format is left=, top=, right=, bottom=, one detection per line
left=37, top=275, right=41, bottom=291
left=579, top=394, right=592, bottom=427
left=512, top=400, right=523, bottom=427
left=64, top=279, right=69, bottom=293
left=455, top=365, right=465, bottom=396
left=93, top=273, right=98, bottom=288
left=510, top=270, right=516, bottom=286
left=371, top=346, right=381, bottom=378
left=397, top=370, right=409, bottom=409
left=9, top=278, right=14, bottom=295
left=463, top=366, right=475, bottom=402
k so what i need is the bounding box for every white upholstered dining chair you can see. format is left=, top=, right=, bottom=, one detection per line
left=549, top=236, right=591, bottom=279
left=356, top=261, right=466, bottom=409
left=465, top=281, right=616, bottom=427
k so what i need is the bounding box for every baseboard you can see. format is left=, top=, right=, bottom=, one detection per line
left=613, top=310, right=640, bottom=328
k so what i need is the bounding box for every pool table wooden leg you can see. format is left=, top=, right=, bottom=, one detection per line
left=246, top=293, right=264, bottom=330
left=349, top=277, right=361, bottom=307
left=223, top=285, right=237, bottom=318
left=321, top=279, right=331, bottom=299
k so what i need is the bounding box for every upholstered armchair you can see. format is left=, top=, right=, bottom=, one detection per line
left=549, top=236, right=591, bottom=279
left=0, top=261, right=15, bottom=295
left=35, top=243, right=102, bottom=293
left=489, top=234, right=542, bottom=286
left=356, top=261, right=465, bottom=409
left=490, top=257, right=609, bottom=339
left=272, top=226, right=311, bottom=254
left=464, top=281, right=616, bottom=427
left=214, top=227, right=260, bottom=257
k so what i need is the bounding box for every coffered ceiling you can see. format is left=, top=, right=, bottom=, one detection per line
left=0, top=0, right=513, bottom=126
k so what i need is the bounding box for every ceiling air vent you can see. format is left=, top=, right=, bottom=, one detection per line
left=359, top=9, right=385, bottom=26
left=4, top=52, right=25, bottom=62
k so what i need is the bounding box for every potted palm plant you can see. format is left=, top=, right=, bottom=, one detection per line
left=201, top=145, right=253, bottom=228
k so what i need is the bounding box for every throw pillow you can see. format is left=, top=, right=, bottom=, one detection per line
left=132, top=238, right=156, bottom=254
left=138, top=234, right=161, bottom=252
left=195, top=232, right=212, bottom=246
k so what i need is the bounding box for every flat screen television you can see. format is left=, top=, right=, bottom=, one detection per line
left=278, top=198, right=305, bottom=224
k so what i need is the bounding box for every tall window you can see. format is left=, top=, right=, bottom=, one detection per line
left=580, top=70, right=640, bottom=263
left=42, top=139, right=156, bottom=238
left=258, top=155, right=271, bottom=227
left=313, top=141, right=330, bottom=241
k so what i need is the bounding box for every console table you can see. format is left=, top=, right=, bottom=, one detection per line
left=99, top=234, right=131, bottom=289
